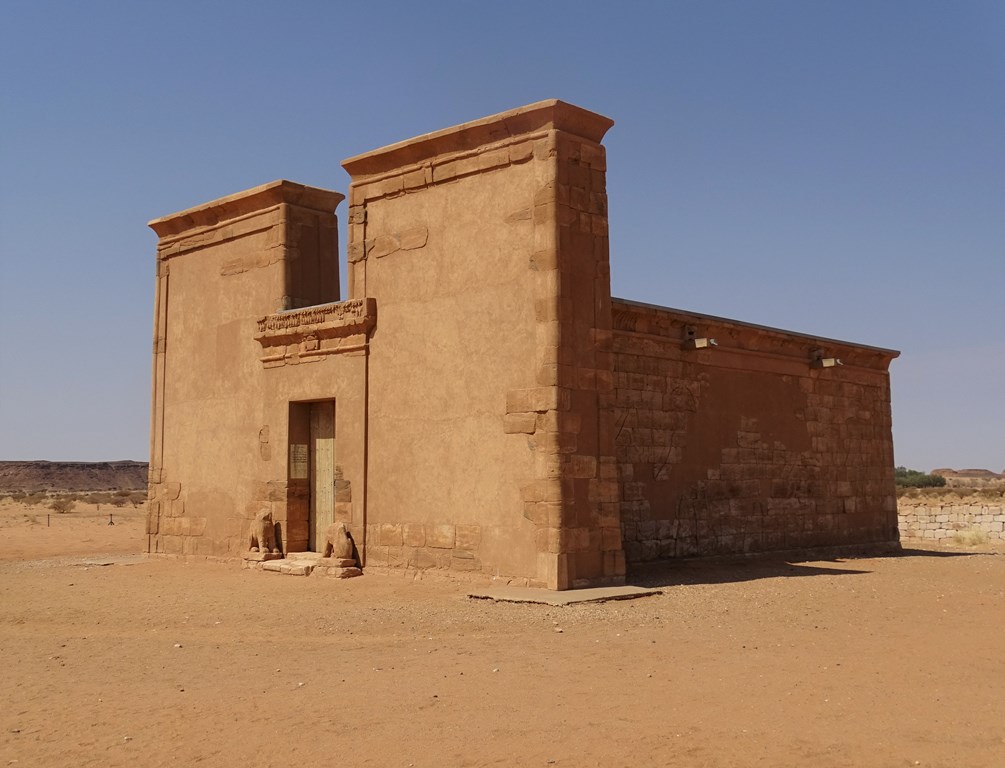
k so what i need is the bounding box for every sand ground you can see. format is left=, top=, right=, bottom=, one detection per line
left=2, top=500, right=1004, bottom=768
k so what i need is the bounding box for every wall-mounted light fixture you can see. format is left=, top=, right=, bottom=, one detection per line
left=682, top=325, right=717, bottom=350
left=683, top=337, right=717, bottom=350
left=810, top=348, right=843, bottom=368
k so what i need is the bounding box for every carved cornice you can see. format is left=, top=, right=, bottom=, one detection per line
left=611, top=298, right=899, bottom=372
left=149, top=180, right=345, bottom=239
left=255, top=298, right=376, bottom=365
left=342, top=100, right=613, bottom=181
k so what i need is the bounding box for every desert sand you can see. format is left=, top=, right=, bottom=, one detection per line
left=2, top=500, right=1003, bottom=768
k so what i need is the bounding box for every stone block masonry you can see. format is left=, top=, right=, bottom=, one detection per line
left=146, top=100, right=900, bottom=589
left=898, top=499, right=1005, bottom=541
left=341, top=100, right=625, bottom=590
left=610, top=300, right=899, bottom=562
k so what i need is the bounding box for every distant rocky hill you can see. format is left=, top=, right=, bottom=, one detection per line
left=0, top=461, right=148, bottom=492
left=930, top=468, right=1004, bottom=487
left=931, top=468, right=1002, bottom=478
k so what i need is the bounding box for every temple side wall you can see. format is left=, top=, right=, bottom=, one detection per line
left=610, top=300, right=899, bottom=561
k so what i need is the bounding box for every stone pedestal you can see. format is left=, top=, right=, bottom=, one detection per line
left=245, top=551, right=362, bottom=578
left=312, top=557, right=362, bottom=579
left=244, top=551, right=284, bottom=562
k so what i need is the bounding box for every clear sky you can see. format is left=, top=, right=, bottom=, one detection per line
left=1, top=1, right=1002, bottom=472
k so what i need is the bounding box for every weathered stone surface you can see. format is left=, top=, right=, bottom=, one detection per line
left=426, top=525, right=455, bottom=549
left=243, top=551, right=283, bottom=562
left=147, top=100, right=898, bottom=592
left=248, top=510, right=281, bottom=555
left=611, top=299, right=898, bottom=562
left=322, top=523, right=355, bottom=561
left=898, top=500, right=1005, bottom=541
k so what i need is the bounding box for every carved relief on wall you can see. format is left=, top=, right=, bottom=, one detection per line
left=255, top=297, right=377, bottom=366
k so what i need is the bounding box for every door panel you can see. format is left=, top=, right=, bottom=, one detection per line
left=309, top=401, right=335, bottom=551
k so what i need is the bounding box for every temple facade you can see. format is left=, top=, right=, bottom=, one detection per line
left=146, top=100, right=899, bottom=589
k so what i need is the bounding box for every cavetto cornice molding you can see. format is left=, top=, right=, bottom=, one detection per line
left=611, top=298, right=901, bottom=371
left=148, top=180, right=344, bottom=239
left=341, top=99, right=614, bottom=179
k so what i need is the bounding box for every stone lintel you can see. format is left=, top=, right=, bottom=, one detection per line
left=341, top=99, right=614, bottom=180
left=256, top=297, right=376, bottom=346
left=255, top=298, right=376, bottom=366
left=148, top=180, right=345, bottom=240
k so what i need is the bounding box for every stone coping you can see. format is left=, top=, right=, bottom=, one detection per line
left=341, top=99, right=614, bottom=179
left=148, top=180, right=344, bottom=239
left=612, top=297, right=900, bottom=365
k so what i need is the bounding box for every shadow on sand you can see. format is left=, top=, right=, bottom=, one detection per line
left=875, top=546, right=993, bottom=559
left=625, top=544, right=992, bottom=589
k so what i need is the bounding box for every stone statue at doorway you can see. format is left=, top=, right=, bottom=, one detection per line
left=322, top=522, right=354, bottom=561
left=249, top=509, right=280, bottom=555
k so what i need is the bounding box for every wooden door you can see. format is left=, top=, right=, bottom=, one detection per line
left=308, top=401, right=335, bottom=551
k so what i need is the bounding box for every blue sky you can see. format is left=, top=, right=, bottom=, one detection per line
left=1, top=1, right=1002, bottom=471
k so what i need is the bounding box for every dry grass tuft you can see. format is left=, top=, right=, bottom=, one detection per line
left=952, top=528, right=989, bottom=547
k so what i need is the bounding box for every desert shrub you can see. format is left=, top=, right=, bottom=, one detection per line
left=50, top=498, right=76, bottom=514
left=128, top=491, right=147, bottom=507
left=23, top=493, right=48, bottom=506
left=895, top=467, right=947, bottom=488
left=953, top=528, right=988, bottom=547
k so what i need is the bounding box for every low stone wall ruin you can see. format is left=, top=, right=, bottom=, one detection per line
left=898, top=498, right=1005, bottom=541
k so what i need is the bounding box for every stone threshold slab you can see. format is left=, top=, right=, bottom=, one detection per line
left=252, top=552, right=361, bottom=578
left=73, top=555, right=148, bottom=567
left=468, top=585, right=661, bottom=606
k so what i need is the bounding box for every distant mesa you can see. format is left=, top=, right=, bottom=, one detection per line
left=0, top=461, right=148, bottom=493
left=930, top=468, right=1000, bottom=478
left=929, top=467, right=1003, bottom=487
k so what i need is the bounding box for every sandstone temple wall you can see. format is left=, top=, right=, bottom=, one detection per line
left=610, top=299, right=900, bottom=561
left=341, top=101, right=624, bottom=589
left=146, top=100, right=901, bottom=589
left=147, top=182, right=356, bottom=558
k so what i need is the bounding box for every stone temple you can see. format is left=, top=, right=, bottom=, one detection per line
left=146, top=100, right=899, bottom=589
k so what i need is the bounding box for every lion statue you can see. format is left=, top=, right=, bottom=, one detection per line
left=323, top=522, right=355, bottom=561
left=248, top=509, right=280, bottom=554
